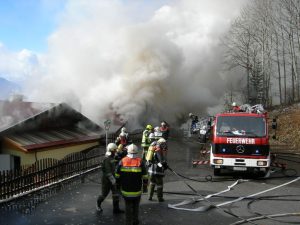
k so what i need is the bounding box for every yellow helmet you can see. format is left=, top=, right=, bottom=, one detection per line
left=117, top=144, right=123, bottom=152
left=146, top=124, right=153, bottom=130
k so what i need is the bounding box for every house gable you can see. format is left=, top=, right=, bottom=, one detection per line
left=0, top=101, right=103, bottom=167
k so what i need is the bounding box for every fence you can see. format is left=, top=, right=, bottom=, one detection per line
left=0, top=130, right=143, bottom=203
left=0, top=147, right=102, bottom=202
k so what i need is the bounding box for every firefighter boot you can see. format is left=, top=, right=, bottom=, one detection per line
left=148, top=184, right=155, bottom=201
left=157, top=187, right=164, bottom=202
left=113, top=200, right=124, bottom=214
left=96, top=197, right=103, bottom=212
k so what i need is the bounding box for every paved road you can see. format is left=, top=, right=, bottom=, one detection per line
left=1, top=136, right=300, bottom=225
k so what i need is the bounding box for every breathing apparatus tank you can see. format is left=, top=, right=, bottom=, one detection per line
left=146, top=145, right=155, bottom=161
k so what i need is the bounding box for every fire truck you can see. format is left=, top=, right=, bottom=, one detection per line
left=210, top=104, right=271, bottom=176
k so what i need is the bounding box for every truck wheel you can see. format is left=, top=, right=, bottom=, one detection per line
left=214, top=168, right=221, bottom=176
left=258, top=169, right=269, bottom=178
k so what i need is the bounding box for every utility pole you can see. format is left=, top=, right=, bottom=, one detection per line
left=104, top=119, right=111, bottom=148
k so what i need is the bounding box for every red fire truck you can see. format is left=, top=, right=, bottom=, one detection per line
left=210, top=104, right=271, bottom=176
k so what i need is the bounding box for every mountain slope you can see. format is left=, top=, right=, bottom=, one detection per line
left=0, top=77, right=20, bottom=100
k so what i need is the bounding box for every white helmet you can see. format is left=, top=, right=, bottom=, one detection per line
left=106, top=143, right=118, bottom=156
left=121, top=127, right=127, bottom=132
left=161, top=121, right=166, bottom=126
left=149, top=133, right=155, bottom=140
left=232, top=102, right=237, bottom=107
left=127, top=144, right=138, bottom=154
left=157, top=138, right=166, bottom=143
left=154, top=126, right=160, bottom=132
left=189, top=113, right=193, bottom=117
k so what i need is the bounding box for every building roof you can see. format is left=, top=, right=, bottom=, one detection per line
left=0, top=99, right=56, bottom=133
left=0, top=99, right=104, bottom=152
left=5, top=126, right=101, bottom=152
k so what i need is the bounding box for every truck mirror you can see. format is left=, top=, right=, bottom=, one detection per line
left=271, top=118, right=277, bottom=129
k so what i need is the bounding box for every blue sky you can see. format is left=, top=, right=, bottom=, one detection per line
left=0, top=0, right=170, bottom=53
left=0, top=0, right=65, bottom=52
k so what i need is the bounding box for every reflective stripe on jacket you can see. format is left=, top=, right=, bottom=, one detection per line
left=141, top=130, right=151, bottom=147
left=115, top=156, right=148, bottom=198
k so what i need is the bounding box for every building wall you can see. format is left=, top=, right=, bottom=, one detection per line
left=0, top=154, right=14, bottom=170
left=2, top=141, right=99, bottom=167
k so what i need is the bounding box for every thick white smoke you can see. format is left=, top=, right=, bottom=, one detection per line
left=24, top=0, right=246, bottom=128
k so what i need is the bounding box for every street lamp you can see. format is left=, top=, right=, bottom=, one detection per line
left=104, top=119, right=111, bottom=148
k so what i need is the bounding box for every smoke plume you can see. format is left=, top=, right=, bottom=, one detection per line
left=24, top=0, right=246, bottom=128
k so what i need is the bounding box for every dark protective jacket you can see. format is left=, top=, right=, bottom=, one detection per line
left=147, top=142, right=167, bottom=176
left=159, top=126, right=170, bottom=140
left=115, top=155, right=148, bottom=198
left=102, top=155, right=117, bottom=183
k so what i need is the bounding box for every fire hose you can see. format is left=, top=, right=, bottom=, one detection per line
left=167, top=165, right=300, bottom=224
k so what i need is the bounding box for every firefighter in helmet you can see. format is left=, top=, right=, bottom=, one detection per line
left=146, top=138, right=168, bottom=202
left=115, top=144, right=148, bottom=225
left=159, top=121, right=170, bottom=140
left=96, top=143, right=124, bottom=214
left=189, top=113, right=199, bottom=134
left=115, top=127, right=130, bottom=146
left=141, top=124, right=153, bottom=160
left=115, top=144, right=128, bottom=163
left=232, top=102, right=241, bottom=112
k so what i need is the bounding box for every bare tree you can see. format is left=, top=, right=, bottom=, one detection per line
left=222, top=0, right=300, bottom=107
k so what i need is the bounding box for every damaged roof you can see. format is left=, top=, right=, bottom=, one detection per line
left=0, top=99, right=104, bottom=151
left=0, top=99, right=56, bottom=133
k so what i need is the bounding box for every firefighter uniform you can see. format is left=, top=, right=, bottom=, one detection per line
left=159, top=121, right=170, bottom=140
left=115, top=127, right=130, bottom=146
left=141, top=124, right=153, bottom=160
left=115, top=144, right=148, bottom=225
left=146, top=138, right=168, bottom=202
left=96, top=143, right=124, bottom=214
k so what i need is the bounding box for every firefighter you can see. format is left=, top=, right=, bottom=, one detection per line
left=189, top=113, right=199, bottom=134
left=115, top=127, right=130, bottom=146
left=96, top=143, right=124, bottom=214
left=115, top=144, right=128, bottom=162
left=115, top=144, right=148, bottom=225
left=142, top=133, right=156, bottom=162
left=146, top=138, right=168, bottom=202
left=154, top=126, right=162, bottom=139
left=141, top=124, right=153, bottom=160
left=232, top=102, right=241, bottom=112
left=159, top=121, right=170, bottom=140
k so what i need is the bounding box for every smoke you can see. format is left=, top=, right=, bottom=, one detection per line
left=0, top=44, right=43, bottom=84
left=24, top=0, right=247, bottom=128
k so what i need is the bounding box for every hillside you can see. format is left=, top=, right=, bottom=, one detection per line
left=0, top=77, right=20, bottom=100
left=269, top=103, right=300, bottom=151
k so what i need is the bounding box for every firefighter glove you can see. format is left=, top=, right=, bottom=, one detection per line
left=162, top=161, right=169, bottom=169
left=108, top=175, right=116, bottom=185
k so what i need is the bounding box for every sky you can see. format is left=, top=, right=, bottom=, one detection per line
left=0, top=0, right=65, bottom=52
left=0, top=0, right=247, bottom=128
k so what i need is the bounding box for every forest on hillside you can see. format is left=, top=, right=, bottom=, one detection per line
left=223, top=0, right=300, bottom=107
